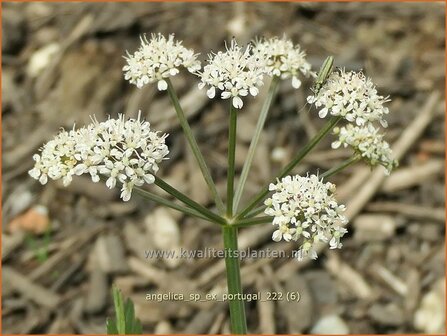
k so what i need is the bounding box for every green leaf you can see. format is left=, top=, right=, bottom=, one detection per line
left=106, top=318, right=118, bottom=335
left=124, top=298, right=142, bottom=334
left=107, top=286, right=142, bottom=334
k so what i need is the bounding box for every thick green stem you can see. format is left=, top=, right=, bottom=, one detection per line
left=222, top=226, right=247, bottom=334
left=166, top=79, right=225, bottom=213
left=227, top=105, right=238, bottom=217
left=133, top=186, right=209, bottom=221
left=233, top=77, right=280, bottom=213
left=236, top=116, right=341, bottom=219
left=154, top=177, right=226, bottom=225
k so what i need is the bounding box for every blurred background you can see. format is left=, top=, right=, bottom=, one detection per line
left=2, top=1, right=445, bottom=334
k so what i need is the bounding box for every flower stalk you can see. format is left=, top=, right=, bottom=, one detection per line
left=233, top=77, right=280, bottom=213
left=154, top=177, right=226, bottom=225
left=166, top=79, right=225, bottom=214
left=133, top=186, right=209, bottom=221
left=320, top=155, right=361, bottom=179
left=227, top=105, right=238, bottom=217
left=234, top=216, right=271, bottom=227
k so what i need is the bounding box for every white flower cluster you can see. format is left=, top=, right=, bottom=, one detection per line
left=123, top=33, right=200, bottom=90
left=253, top=36, right=313, bottom=89
left=29, top=112, right=169, bottom=201
left=307, top=69, right=390, bottom=127
left=264, top=174, right=348, bottom=261
left=332, top=124, right=397, bottom=174
left=197, top=40, right=265, bottom=109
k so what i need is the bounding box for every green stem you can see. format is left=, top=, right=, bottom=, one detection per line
left=166, top=79, right=225, bottom=214
left=242, top=153, right=361, bottom=220
left=133, top=186, right=209, bottom=222
left=227, top=105, right=238, bottom=217
left=244, top=205, right=265, bottom=219
left=234, top=216, right=271, bottom=228
left=154, top=177, right=226, bottom=225
left=233, top=77, right=280, bottom=213
left=236, top=116, right=341, bottom=219
left=320, top=155, right=361, bottom=179
left=222, top=226, right=247, bottom=334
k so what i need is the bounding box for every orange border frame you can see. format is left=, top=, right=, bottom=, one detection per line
left=0, top=0, right=445, bottom=335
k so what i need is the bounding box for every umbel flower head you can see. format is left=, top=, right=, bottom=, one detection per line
left=264, top=174, right=348, bottom=261
left=123, top=33, right=200, bottom=90
left=29, top=112, right=169, bottom=201
left=253, top=36, right=313, bottom=89
left=197, top=40, right=265, bottom=109
left=332, top=123, right=398, bottom=174
left=307, top=69, right=390, bottom=127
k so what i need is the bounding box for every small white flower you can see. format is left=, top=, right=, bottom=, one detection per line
left=332, top=124, right=398, bottom=174
left=307, top=69, right=390, bottom=127
left=296, top=242, right=318, bottom=261
left=253, top=36, right=313, bottom=88
left=123, top=33, right=200, bottom=90
left=264, top=174, right=348, bottom=261
left=272, top=223, right=297, bottom=242
left=29, top=112, right=169, bottom=201
left=197, top=39, right=264, bottom=109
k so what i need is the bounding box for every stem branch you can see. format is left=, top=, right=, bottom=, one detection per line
left=133, top=186, right=209, bottom=221
left=166, top=79, right=225, bottom=213
left=320, top=155, right=361, bottom=179
left=234, top=216, right=271, bottom=227
left=154, top=177, right=226, bottom=225
left=233, top=77, right=280, bottom=213
left=227, top=105, right=238, bottom=217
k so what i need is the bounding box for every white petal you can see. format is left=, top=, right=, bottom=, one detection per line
left=318, top=108, right=328, bottom=118
left=292, top=76, right=301, bottom=89
left=331, top=141, right=341, bottom=149
left=143, top=174, right=155, bottom=184
left=239, top=89, right=248, bottom=97
left=232, top=96, right=243, bottom=109
left=207, top=87, right=216, bottom=99
left=157, top=80, right=168, bottom=91
left=272, top=230, right=282, bottom=242
left=249, top=86, right=259, bottom=96
left=221, top=91, right=232, bottom=99
left=29, top=168, right=41, bottom=179
left=39, top=174, right=48, bottom=185
left=120, top=185, right=132, bottom=201
left=106, top=177, right=116, bottom=189
left=62, top=174, right=72, bottom=187
left=73, top=164, right=87, bottom=175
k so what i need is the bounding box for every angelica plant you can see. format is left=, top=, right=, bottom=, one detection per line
left=30, top=33, right=396, bottom=334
